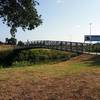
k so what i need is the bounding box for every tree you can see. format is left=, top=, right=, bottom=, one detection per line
left=17, top=40, right=24, bottom=46
left=5, top=37, right=17, bottom=45
left=0, top=0, right=42, bottom=37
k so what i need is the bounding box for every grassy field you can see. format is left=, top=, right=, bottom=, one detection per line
left=0, top=48, right=78, bottom=67
left=0, top=54, right=100, bottom=100
left=0, top=44, right=14, bottom=51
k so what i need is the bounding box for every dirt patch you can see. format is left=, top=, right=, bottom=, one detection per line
left=0, top=73, right=99, bottom=100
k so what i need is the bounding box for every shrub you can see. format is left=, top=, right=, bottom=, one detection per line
left=0, top=49, right=78, bottom=67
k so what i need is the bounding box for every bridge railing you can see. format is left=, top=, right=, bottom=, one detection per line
left=16, top=40, right=91, bottom=53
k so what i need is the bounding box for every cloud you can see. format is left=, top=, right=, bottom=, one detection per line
left=56, top=0, right=63, bottom=4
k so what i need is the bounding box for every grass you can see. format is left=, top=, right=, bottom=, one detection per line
left=0, top=49, right=100, bottom=99
left=0, top=44, right=14, bottom=51
left=0, top=48, right=78, bottom=67
left=0, top=54, right=100, bottom=79
left=0, top=54, right=99, bottom=84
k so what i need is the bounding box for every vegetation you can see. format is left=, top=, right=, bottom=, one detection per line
left=0, top=0, right=42, bottom=36
left=5, top=37, right=17, bottom=45
left=84, top=43, right=100, bottom=52
left=0, top=54, right=99, bottom=100
left=0, top=48, right=78, bottom=67
left=92, top=43, right=100, bottom=52
left=0, top=45, right=100, bottom=99
left=0, top=44, right=14, bottom=51
left=17, top=40, right=24, bottom=46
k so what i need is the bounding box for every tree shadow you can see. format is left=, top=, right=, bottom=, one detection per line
left=82, top=55, right=100, bottom=67
left=0, top=49, right=20, bottom=67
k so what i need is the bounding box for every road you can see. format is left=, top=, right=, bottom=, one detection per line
left=84, top=52, right=100, bottom=55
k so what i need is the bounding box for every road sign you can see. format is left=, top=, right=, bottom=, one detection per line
left=84, top=35, right=100, bottom=41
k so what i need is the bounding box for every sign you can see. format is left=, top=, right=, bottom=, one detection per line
left=84, top=35, right=100, bottom=41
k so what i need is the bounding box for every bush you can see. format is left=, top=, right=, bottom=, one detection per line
left=0, top=49, right=78, bottom=67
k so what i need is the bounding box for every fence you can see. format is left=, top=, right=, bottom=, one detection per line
left=15, top=40, right=89, bottom=53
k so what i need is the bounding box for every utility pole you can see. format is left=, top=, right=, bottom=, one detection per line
left=89, top=23, right=92, bottom=53
left=89, top=23, right=92, bottom=44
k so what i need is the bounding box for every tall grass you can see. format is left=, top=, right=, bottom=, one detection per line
left=0, top=48, right=78, bottom=67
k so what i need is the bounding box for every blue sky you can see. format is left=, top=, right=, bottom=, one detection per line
left=0, top=0, right=100, bottom=42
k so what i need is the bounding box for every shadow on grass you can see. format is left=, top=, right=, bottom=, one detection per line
left=0, top=48, right=80, bottom=68
left=0, top=49, right=20, bottom=67
left=0, top=49, right=73, bottom=68
left=82, top=55, right=100, bottom=67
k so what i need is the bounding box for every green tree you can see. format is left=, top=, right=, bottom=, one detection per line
left=0, top=0, right=42, bottom=37
left=17, top=41, right=24, bottom=46
left=5, top=37, right=17, bottom=45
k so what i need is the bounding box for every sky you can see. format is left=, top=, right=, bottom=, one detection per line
left=0, top=0, right=100, bottom=42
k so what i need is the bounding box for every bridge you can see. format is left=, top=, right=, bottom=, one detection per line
left=15, top=40, right=91, bottom=53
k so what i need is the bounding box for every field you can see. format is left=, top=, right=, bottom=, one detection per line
left=0, top=44, right=14, bottom=51
left=0, top=54, right=100, bottom=100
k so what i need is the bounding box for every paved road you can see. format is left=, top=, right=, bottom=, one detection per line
left=84, top=52, right=100, bottom=55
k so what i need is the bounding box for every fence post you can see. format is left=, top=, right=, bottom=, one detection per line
left=70, top=42, right=72, bottom=51
left=81, top=43, right=84, bottom=53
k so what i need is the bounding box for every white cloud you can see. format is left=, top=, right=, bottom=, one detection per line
left=56, top=0, right=63, bottom=4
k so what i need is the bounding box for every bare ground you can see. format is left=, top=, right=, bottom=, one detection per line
left=0, top=73, right=100, bottom=100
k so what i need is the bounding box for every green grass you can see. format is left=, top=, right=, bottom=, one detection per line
left=0, top=48, right=78, bottom=67
left=0, top=48, right=100, bottom=78
left=0, top=54, right=99, bottom=78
